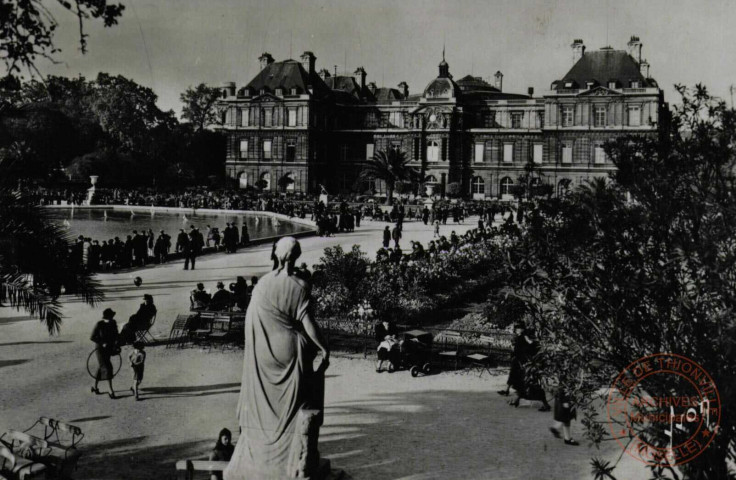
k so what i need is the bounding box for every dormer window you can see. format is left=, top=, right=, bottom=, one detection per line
left=275, top=88, right=283, bottom=96
left=291, top=88, right=298, bottom=95
left=260, top=89, right=266, bottom=96
left=564, top=81, right=574, bottom=89
left=608, top=81, right=618, bottom=89
left=630, top=81, right=640, bottom=88
left=586, top=81, right=596, bottom=89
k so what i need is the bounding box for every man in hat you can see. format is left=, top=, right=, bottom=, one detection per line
left=209, top=281, right=232, bottom=311
left=90, top=308, right=120, bottom=399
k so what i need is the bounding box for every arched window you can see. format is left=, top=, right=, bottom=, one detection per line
left=500, top=177, right=514, bottom=196
left=427, top=141, right=439, bottom=162
left=260, top=172, right=271, bottom=190
left=557, top=178, right=571, bottom=197
left=238, top=172, right=248, bottom=189
left=283, top=172, right=295, bottom=191
left=472, top=176, right=485, bottom=195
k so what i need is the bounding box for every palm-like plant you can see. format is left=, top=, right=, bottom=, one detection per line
left=0, top=160, right=103, bottom=334
left=359, top=148, right=420, bottom=204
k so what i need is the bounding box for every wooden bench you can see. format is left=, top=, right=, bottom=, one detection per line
left=175, top=459, right=229, bottom=480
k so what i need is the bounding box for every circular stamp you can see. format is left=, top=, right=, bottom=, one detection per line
left=607, top=353, right=721, bottom=466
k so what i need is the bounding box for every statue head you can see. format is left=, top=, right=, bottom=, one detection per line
left=274, top=237, right=302, bottom=275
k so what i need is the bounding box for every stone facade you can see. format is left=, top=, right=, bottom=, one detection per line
left=218, top=37, right=666, bottom=198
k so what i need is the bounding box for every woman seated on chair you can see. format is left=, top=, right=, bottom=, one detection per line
left=375, top=319, right=401, bottom=373
left=208, top=428, right=234, bottom=480
left=120, top=294, right=157, bottom=345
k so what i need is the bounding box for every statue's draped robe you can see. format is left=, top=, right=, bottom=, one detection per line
left=225, top=271, right=313, bottom=479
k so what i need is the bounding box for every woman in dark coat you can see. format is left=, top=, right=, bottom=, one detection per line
left=209, top=428, right=235, bottom=480
left=90, top=308, right=120, bottom=398
left=375, top=320, right=400, bottom=372
left=498, top=323, right=526, bottom=398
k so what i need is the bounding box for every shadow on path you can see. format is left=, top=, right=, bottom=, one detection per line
left=0, top=359, right=30, bottom=368
left=0, top=340, right=72, bottom=347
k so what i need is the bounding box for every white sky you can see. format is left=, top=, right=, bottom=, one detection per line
left=33, top=0, right=736, bottom=114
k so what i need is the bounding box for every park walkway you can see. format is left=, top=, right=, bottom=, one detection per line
left=0, top=216, right=647, bottom=479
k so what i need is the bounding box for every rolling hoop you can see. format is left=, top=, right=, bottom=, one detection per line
left=86, top=347, right=123, bottom=380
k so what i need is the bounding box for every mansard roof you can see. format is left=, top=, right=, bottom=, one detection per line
left=323, top=75, right=362, bottom=98
left=372, top=88, right=404, bottom=103
left=557, top=49, right=655, bottom=89
left=245, top=60, right=331, bottom=97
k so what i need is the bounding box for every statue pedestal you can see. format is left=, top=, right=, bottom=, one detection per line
left=225, top=409, right=332, bottom=480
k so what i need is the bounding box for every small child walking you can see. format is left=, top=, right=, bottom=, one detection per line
left=549, top=389, right=579, bottom=446
left=129, top=341, right=146, bottom=401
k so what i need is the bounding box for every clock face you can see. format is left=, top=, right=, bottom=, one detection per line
left=429, top=114, right=437, bottom=122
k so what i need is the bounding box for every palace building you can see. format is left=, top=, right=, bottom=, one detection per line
left=217, top=36, right=665, bottom=198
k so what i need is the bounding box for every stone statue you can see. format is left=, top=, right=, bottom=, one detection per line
left=224, top=237, right=331, bottom=480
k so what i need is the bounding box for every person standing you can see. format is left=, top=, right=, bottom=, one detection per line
left=241, top=224, right=250, bottom=247
left=550, top=389, right=579, bottom=445
left=185, top=226, right=204, bottom=270
left=90, top=308, right=120, bottom=399
left=382, top=225, right=391, bottom=249
left=391, top=224, right=402, bottom=249
left=128, top=341, right=146, bottom=401
left=176, top=229, right=189, bottom=253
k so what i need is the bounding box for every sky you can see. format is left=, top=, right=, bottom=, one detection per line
left=32, top=0, right=736, bottom=115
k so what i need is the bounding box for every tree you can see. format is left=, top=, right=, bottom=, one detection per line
left=445, top=181, right=461, bottom=198
left=499, top=85, right=736, bottom=479
left=359, top=148, right=419, bottom=205
left=1, top=0, right=124, bottom=78
left=0, top=161, right=102, bottom=334
left=180, top=83, right=223, bottom=131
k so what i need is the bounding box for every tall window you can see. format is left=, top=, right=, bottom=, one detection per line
left=389, top=112, right=404, bottom=128
left=533, top=144, right=543, bottom=164
left=485, top=111, right=497, bottom=127
left=288, top=109, right=297, bottom=127
left=594, top=106, right=607, bottom=127
left=286, top=141, right=296, bottom=162
left=511, top=113, right=523, bottom=129
left=500, top=177, right=514, bottom=196
left=471, top=177, right=485, bottom=195
left=427, top=141, right=439, bottom=162
left=538, top=112, right=544, bottom=127
left=239, top=140, right=248, bottom=159
left=562, top=106, right=574, bottom=127
left=503, top=143, right=513, bottom=163
left=366, top=143, right=375, bottom=160
left=264, top=109, right=272, bottom=126
left=562, top=144, right=573, bottom=164
left=594, top=145, right=606, bottom=164
left=629, top=105, right=641, bottom=126
left=413, top=138, right=420, bottom=160
left=263, top=140, right=272, bottom=159
left=242, top=108, right=249, bottom=126
left=474, top=143, right=484, bottom=163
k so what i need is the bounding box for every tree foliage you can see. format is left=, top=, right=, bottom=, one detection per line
left=0, top=0, right=124, bottom=77
left=499, top=85, right=736, bottom=479
left=180, top=83, right=223, bottom=131
left=359, top=148, right=419, bottom=204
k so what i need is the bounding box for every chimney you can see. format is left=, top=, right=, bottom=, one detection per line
left=367, top=82, right=377, bottom=95
left=220, top=82, right=236, bottom=98
left=527, top=87, right=534, bottom=97
left=300, top=51, right=316, bottom=75
left=398, top=81, right=409, bottom=98
left=354, top=67, right=367, bottom=90
left=318, top=68, right=331, bottom=80
left=494, top=71, right=503, bottom=92
left=639, top=59, right=650, bottom=78
left=571, top=39, right=585, bottom=64
left=627, top=36, right=642, bottom=64
left=259, top=52, right=274, bottom=71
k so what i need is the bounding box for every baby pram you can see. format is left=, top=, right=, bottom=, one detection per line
left=400, top=329, right=433, bottom=377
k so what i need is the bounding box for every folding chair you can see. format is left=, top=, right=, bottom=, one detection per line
left=135, top=314, right=157, bottom=345
left=437, top=330, right=463, bottom=370
left=0, top=436, right=47, bottom=480
left=207, top=315, right=231, bottom=352
left=465, top=335, right=496, bottom=377
left=191, top=312, right=215, bottom=349
left=23, top=419, right=83, bottom=478
left=168, top=314, right=195, bottom=349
